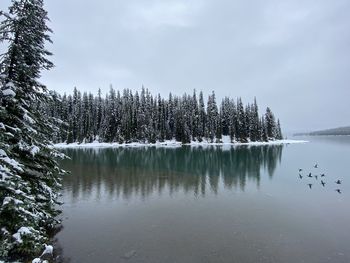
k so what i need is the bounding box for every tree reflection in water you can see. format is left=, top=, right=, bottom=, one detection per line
left=61, top=145, right=283, bottom=202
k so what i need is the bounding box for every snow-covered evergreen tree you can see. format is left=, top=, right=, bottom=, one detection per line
left=198, top=91, right=206, bottom=142
left=206, top=91, right=219, bottom=142
left=276, top=119, right=283, bottom=140
left=265, top=107, right=277, bottom=139
left=236, top=98, right=247, bottom=142
left=250, top=98, right=260, bottom=142
left=0, top=0, right=64, bottom=259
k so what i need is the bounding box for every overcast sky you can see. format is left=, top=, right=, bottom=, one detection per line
left=1, top=0, right=350, bottom=133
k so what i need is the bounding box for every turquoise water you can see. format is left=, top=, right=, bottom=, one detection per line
left=56, top=137, right=350, bottom=263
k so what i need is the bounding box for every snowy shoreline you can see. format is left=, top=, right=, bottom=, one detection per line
left=53, top=137, right=308, bottom=149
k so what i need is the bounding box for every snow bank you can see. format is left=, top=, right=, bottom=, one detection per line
left=54, top=136, right=308, bottom=149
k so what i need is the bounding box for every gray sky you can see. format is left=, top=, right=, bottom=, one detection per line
left=1, top=0, right=350, bottom=133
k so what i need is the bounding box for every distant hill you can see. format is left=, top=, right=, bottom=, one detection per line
left=295, top=126, right=350, bottom=136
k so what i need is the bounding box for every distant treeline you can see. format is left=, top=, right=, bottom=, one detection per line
left=46, top=87, right=283, bottom=144
left=295, top=126, right=350, bottom=136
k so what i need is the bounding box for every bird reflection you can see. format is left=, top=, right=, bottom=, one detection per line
left=60, top=145, right=283, bottom=201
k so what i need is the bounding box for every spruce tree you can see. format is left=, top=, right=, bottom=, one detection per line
left=276, top=119, right=283, bottom=140
left=95, top=88, right=103, bottom=140
left=265, top=107, right=276, bottom=139
left=261, top=117, right=268, bottom=142
left=250, top=98, right=260, bottom=142
left=198, top=91, right=206, bottom=142
left=236, top=98, right=247, bottom=142
left=0, top=0, right=64, bottom=259
left=207, top=91, right=218, bottom=142
left=220, top=97, right=230, bottom=136
left=228, top=99, right=237, bottom=142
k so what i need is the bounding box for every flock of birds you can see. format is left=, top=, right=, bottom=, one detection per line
left=298, top=164, right=343, bottom=194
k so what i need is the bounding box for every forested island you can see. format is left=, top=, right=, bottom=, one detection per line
left=47, top=88, right=283, bottom=145
left=295, top=126, right=350, bottom=136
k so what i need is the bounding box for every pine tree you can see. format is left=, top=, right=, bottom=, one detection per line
left=95, top=88, right=103, bottom=140
left=228, top=99, right=237, bottom=142
left=236, top=98, right=247, bottom=142
left=0, top=0, right=64, bottom=259
left=191, top=90, right=199, bottom=141
left=245, top=104, right=251, bottom=140
left=261, top=117, right=268, bottom=142
left=166, top=93, right=175, bottom=140
left=265, top=107, right=276, bottom=139
left=220, top=97, right=230, bottom=136
left=250, top=98, right=260, bottom=142
left=198, top=91, right=206, bottom=142
left=276, top=119, right=283, bottom=140
left=206, top=91, right=219, bottom=142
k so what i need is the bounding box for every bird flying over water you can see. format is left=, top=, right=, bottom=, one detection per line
left=299, top=174, right=303, bottom=179
left=308, top=184, right=312, bottom=189
left=321, top=173, right=325, bottom=177
left=299, top=168, right=303, bottom=172
left=335, top=180, right=342, bottom=185
left=314, top=175, right=318, bottom=180
left=321, top=181, right=326, bottom=187
left=314, top=164, right=318, bottom=168
left=335, top=189, right=342, bottom=194
left=308, top=173, right=312, bottom=178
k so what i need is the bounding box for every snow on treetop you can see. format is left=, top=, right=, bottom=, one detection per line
left=1, top=88, right=16, bottom=97
left=3, top=196, right=24, bottom=206
left=0, top=164, right=12, bottom=182
left=30, top=145, right=40, bottom=156
left=24, top=112, right=36, bottom=124
left=5, top=81, right=15, bottom=88
left=12, top=227, right=34, bottom=244
left=0, top=154, right=24, bottom=172
left=0, top=149, right=7, bottom=157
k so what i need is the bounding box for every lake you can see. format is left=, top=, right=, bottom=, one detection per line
left=55, top=136, right=350, bottom=263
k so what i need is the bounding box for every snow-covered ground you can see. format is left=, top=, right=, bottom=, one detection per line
left=54, top=136, right=308, bottom=149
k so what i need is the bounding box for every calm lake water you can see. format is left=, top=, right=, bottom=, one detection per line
left=56, top=136, right=350, bottom=263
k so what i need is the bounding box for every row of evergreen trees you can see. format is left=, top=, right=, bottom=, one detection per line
left=47, top=87, right=283, bottom=144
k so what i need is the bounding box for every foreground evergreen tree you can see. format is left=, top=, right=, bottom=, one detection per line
left=0, top=0, right=64, bottom=260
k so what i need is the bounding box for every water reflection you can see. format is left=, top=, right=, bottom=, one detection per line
left=61, top=145, right=283, bottom=202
